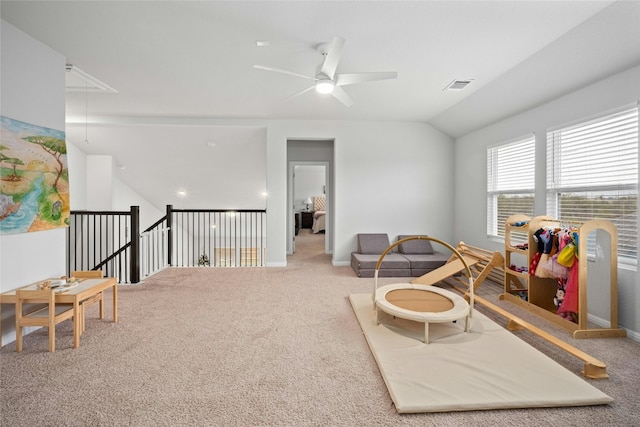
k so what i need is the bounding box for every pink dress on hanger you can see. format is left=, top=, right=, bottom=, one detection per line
left=558, top=259, right=579, bottom=322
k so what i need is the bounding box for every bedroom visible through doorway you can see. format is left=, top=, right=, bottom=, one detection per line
left=291, top=163, right=328, bottom=255
left=287, top=139, right=334, bottom=258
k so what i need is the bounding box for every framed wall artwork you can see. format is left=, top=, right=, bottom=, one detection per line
left=0, top=116, right=69, bottom=235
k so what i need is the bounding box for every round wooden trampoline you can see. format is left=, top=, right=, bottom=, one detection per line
left=373, top=236, right=474, bottom=344
left=386, top=288, right=454, bottom=313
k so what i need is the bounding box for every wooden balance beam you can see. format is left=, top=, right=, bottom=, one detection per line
left=473, top=295, right=608, bottom=379
left=410, top=241, right=608, bottom=379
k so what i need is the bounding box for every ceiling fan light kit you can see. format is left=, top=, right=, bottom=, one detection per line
left=254, top=36, right=397, bottom=106
left=315, top=79, right=335, bottom=94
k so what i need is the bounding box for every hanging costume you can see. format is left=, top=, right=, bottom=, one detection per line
left=530, top=226, right=579, bottom=323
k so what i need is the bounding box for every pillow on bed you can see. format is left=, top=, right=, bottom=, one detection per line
left=358, top=234, right=391, bottom=254
left=397, top=235, right=434, bottom=254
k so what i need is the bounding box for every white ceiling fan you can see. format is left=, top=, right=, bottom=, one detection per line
left=254, top=36, right=397, bottom=107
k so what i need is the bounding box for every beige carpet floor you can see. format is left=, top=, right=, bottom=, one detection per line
left=1, top=229, right=640, bottom=426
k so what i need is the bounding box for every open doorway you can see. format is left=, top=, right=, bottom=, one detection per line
left=286, top=139, right=334, bottom=257
left=290, top=162, right=328, bottom=253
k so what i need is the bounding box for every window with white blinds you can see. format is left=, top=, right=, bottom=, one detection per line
left=487, top=135, right=536, bottom=238
left=547, top=105, right=639, bottom=263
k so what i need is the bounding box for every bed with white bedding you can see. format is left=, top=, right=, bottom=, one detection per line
left=311, top=196, right=326, bottom=234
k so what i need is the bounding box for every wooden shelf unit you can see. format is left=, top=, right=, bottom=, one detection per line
left=503, top=214, right=532, bottom=297
left=501, top=215, right=626, bottom=339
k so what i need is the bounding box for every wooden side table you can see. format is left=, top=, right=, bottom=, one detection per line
left=301, top=211, right=314, bottom=229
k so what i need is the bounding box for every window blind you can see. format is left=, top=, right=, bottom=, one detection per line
left=487, top=135, right=536, bottom=238
left=547, top=106, right=639, bottom=261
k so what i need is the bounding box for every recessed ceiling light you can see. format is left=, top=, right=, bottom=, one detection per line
left=255, top=40, right=270, bottom=47
left=177, top=190, right=187, bottom=197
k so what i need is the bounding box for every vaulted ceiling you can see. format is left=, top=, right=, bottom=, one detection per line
left=2, top=1, right=639, bottom=209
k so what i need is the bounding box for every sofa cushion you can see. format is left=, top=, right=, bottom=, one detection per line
left=351, top=252, right=410, bottom=270
left=397, top=235, right=434, bottom=254
left=401, top=253, right=449, bottom=269
left=352, top=268, right=412, bottom=278
left=357, top=233, right=391, bottom=254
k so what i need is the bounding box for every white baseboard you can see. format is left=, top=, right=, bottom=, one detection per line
left=588, top=313, right=639, bottom=342
left=626, top=329, right=640, bottom=342
left=266, top=262, right=286, bottom=267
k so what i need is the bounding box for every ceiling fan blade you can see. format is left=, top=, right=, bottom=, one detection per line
left=320, top=36, right=345, bottom=80
left=253, top=65, right=317, bottom=81
left=330, top=86, right=353, bottom=107
left=281, top=85, right=315, bottom=103
left=336, top=72, right=398, bottom=87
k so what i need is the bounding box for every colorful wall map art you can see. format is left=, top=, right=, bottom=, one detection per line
left=1, top=116, right=69, bottom=235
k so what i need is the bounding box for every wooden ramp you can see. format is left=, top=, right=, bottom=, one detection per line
left=411, top=242, right=504, bottom=292
left=411, top=256, right=479, bottom=286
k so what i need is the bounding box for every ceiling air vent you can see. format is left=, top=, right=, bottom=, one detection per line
left=444, top=79, right=473, bottom=91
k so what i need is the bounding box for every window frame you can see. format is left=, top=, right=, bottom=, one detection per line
left=545, top=104, right=639, bottom=267
left=486, top=134, right=536, bottom=240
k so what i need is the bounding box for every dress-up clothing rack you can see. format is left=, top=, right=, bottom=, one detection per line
left=503, top=215, right=626, bottom=339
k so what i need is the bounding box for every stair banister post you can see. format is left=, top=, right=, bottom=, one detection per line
left=130, top=205, right=140, bottom=283
left=166, top=205, right=173, bottom=266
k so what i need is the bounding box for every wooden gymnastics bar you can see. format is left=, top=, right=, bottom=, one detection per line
left=411, top=241, right=608, bottom=379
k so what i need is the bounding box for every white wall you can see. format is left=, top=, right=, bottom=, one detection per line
left=0, top=20, right=66, bottom=286
left=86, top=155, right=113, bottom=210
left=67, top=141, right=164, bottom=229
left=453, top=65, right=640, bottom=337
left=267, top=120, right=454, bottom=266
left=112, top=177, right=164, bottom=231
left=0, top=20, right=66, bottom=344
left=66, top=141, right=88, bottom=210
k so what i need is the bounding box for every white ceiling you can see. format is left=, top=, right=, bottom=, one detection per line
left=2, top=1, right=639, bottom=210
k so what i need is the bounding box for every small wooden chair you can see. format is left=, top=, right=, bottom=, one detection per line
left=16, top=289, right=75, bottom=352
left=72, top=270, right=104, bottom=333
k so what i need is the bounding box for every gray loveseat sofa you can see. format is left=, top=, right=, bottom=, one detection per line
left=350, top=233, right=449, bottom=278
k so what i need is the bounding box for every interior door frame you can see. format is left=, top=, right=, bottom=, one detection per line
left=287, top=161, right=330, bottom=255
